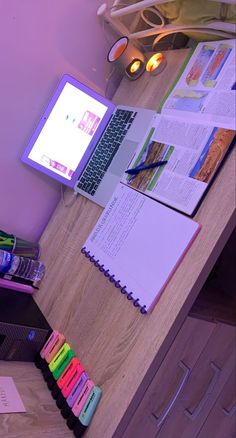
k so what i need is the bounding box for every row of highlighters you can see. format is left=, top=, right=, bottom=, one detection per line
left=35, top=330, right=102, bottom=437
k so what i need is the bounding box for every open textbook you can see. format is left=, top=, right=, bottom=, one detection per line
left=121, top=39, right=236, bottom=216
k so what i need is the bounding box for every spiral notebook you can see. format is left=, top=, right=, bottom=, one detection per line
left=81, top=183, right=200, bottom=314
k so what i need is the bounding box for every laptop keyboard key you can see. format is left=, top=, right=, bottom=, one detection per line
left=76, top=108, right=137, bottom=196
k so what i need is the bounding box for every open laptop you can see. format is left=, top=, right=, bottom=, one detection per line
left=22, top=74, right=157, bottom=207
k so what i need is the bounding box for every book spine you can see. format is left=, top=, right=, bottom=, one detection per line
left=0, top=271, right=37, bottom=288
left=0, top=277, right=34, bottom=293
left=81, top=247, right=147, bottom=314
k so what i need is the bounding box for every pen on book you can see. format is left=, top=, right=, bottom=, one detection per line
left=125, top=160, right=168, bottom=175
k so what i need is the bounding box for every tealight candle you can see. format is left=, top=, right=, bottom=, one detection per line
left=129, top=60, right=141, bottom=74
left=107, top=37, right=146, bottom=80
left=126, top=58, right=145, bottom=80
left=146, top=53, right=167, bottom=75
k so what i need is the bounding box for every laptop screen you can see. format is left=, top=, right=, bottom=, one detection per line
left=21, top=74, right=116, bottom=188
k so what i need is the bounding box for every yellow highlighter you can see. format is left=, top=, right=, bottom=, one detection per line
left=49, top=342, right=71, bottom=372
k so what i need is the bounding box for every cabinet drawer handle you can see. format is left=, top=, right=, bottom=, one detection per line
left=222, top=403, right=236, bottom=417
left=184, top=361, right=221, bottom=420
left=152, top=361, right=190, bottom=427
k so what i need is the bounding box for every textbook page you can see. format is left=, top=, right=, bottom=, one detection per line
left=121, top=115, right=235, bottom=215
left=161, top=39, right=236, bottom=130
left=82, top=183, right=200, bottom=313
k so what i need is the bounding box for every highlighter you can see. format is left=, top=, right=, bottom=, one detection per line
left=66, top=379, right=94, bottom=430
left=49, top=343, right=71, bottom=372
left=58, top=358, right=82, bottom=390
left=40, top=333, right=66, bottom=381
left=34, top=330, right=53, bottom=370
left=52, top=348, right=75, bottom=380
left=45, top=343, right=72, bottom=388
left=45, top=332, right=66, bottom=363
left=40, top=330, right=60, bottom=359
left=55, top=363, right=85, bottom=409
left=74, top=386, right=102, bottom=437
left=60, top=372, right=89, bottom=418
left=62, top=362, right=85, bottom=398
left=51, top=357, right=81, bottom=400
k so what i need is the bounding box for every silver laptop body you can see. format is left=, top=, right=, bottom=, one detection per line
left=74, top=105, right=157, bottom=207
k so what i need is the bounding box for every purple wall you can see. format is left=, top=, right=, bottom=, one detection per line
left=0, top=0, right=117, bottom=241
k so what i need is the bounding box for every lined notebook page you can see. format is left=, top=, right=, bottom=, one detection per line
left=82, top=183, right=200, bottom=313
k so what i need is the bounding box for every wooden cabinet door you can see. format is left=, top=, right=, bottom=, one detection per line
left=157, top=323, right=236, bottom=438
left=197, top=369, right=236, bottom=438
left=123, top=317, right=216, bottom=438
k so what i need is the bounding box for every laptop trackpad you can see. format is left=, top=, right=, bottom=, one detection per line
left=108, top=139, right=138, bottom=176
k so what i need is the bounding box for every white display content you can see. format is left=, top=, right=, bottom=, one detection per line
left=28, top=83, right=108, bottom=179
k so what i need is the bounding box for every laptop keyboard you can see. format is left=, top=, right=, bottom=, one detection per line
left=75, top=109, right=137, bottom=196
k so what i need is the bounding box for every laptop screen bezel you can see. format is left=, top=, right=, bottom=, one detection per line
left=21, top=74, right=116, bottom=188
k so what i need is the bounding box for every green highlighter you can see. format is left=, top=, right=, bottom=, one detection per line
left=52, top=348, right=75, bottom=380
left=48, top=342, right=75, bottom=380
left=49, top=343, right=71, bottom=372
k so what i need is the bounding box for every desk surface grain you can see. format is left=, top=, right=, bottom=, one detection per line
left=0, top=49, right=235, bottom=438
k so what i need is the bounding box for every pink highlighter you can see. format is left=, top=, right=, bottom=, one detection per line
left=51, top=357, right=82, bottom=400
left=44, top=333, right=66, bottom=363
left=62, top=362, right=85, bottom=398
left=40, top=330, right=60, bottom=359
left=35, top=330, right=65, bottom=373
left=35, top=330, right=65, bottom=372
left=58, top=358, right=82, bottom=390
left=55, top=361, right=85, bottom=407
left=66, top=379, right=94, bottom=430
left=58, top=371, right=89, bottom=414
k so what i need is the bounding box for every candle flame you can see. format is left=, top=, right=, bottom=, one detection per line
left=146, top=53, right=164, bottom=72
left=129, top=60, right=141, bottom=73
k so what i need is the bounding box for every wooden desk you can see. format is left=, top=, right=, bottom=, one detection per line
left=0, top=49, right=235, bottom=438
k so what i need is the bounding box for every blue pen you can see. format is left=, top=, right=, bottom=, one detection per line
left=125, top=160, right=168, bottom=175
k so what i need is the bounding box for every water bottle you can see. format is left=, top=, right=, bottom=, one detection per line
left=0, top=249, right=45, bottom=288
left=0, top=249, right=13, bottom=273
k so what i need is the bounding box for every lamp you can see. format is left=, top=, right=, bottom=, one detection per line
left=146, top=53, right=167, bottom=76
left=107, top=36, right=146, bottom=80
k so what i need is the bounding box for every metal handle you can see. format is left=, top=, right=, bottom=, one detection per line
left=222, top=403, right=236, bottom=417
left=185, top=362, right=221, bottom=420
left=152, top=361, right=190, bottom=427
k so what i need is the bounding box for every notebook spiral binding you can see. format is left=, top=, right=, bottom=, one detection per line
left=81, top=247, right=147, bottom=314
